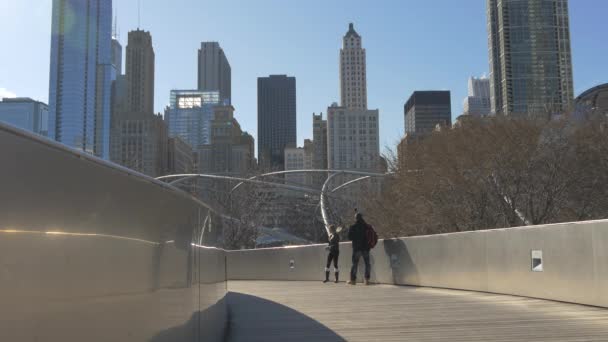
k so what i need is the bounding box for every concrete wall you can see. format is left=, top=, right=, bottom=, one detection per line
left=228, top=220, right=608, bottom=308
left=0, top=123, right=228, bottom=342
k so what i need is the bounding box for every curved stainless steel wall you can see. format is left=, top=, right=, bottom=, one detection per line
left=228, top=220, right=608, bottom=308
left=0, top=123, right=227, bottom=341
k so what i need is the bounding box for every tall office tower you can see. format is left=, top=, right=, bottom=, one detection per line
left=198, top=42, right=231, bottom=104
left=257, top=75, right=296, bottom=170
left=487, top=0, right=574, bottom=115
left=126, top=30, right=155, bottom=115
left=165, top=90, right=221, bottom=148
left=327, top=104, right=379, bottom=171
left=0, top=98, right=49, bottom=136
left=463, top=77, right=491, bottom=116
left=404, top=91, right=452, bottom=135
left=312, top=112, right=328, bottom=170
left=340, top=23, right=367, bottom=110
left=48, top=0, right=113, bottom=158
left=110, top=29, right=167, bottom=177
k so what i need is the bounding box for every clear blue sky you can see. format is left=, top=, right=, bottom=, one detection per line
left=1, top=0, right=607, bottom=152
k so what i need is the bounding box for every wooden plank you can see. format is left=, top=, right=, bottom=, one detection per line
left=226, top=281, right=608, bottom=342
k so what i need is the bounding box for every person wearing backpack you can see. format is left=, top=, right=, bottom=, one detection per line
left=346, top=211, right=377, bottom=285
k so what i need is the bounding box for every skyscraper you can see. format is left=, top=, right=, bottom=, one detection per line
left=487, top=0, right=574, bottom=115
left=463, top=77, right=491, bottom=116
left=126, top=30, right=155, bottom=115
left=165, top=90, right=221, bottom=148
left=110, top=30, right=167, bottom=177
left=48, top=0, right=113, bottom=159
left=312, top=112, right=328, bottom=170
left=257, top=75, right=297, bottom=170
left=340, top=23, right=367, bottom=110
left=198, top=42, right=231, bottom=104
left=404, top=91, right=452, bottom=135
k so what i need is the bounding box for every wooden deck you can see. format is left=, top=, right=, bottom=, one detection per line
left=226, top=281, right=608, bottom=342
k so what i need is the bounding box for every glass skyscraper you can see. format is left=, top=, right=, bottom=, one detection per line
left=48, top=0, right=113, bottom=159
left=487, top=0, right=574, bottom=115
left=165, top=90, right=221, bottom=149
left=0, top=98, right=49, bottom=136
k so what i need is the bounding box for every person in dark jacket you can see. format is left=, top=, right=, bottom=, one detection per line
left=324, top=225, right=340, bottom=283
left=347, top=212, right=371, bottom=285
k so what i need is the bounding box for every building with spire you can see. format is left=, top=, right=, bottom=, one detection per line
left=328, top=24, right=380, bottom=172
left=340, top=23, right=367, bottom=110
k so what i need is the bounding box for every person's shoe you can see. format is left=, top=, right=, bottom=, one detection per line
left=364, top=278, right=370, bottom=286
left=347, top=280, right=356, bottom=285
left=323, top=279, right=329, bottom=283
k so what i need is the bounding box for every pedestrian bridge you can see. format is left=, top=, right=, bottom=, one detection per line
left=1, top=123, right=608, bottom=341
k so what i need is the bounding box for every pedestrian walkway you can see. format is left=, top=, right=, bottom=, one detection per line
left=226, top=281, right=608, bottom=342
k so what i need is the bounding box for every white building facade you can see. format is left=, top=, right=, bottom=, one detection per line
left=327, top=105, right=379, bottom=172
left=463, top=77, right=491, bottom=116
left=284, top=140, right=313, bottom=186
left=340, top=23, right=367, bottom=110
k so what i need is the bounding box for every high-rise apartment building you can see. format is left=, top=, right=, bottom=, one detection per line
left=340, top=23, right=367, bottom=110
left=125, top=30, right=155, bottom=115
left=312, top=112, right=328, bottom=170
left=48, top=0, right=113, bottom=158
left=463, top=77, right=491, bottom=116
left=198, top=42, right=231, bottom=104
left=165, top=90, right=221, bottom=148
left=257, top=75, right=297, bottom=170
left=0, top=98, right=49, bottom=136
left=487, top=0, right=574, bottom=115
left=404, top=91, right=452, bottom=135
left=327, top=104, right=379, bottom=171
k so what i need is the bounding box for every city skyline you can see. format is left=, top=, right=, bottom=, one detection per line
left=1, top=0, right=607, bottom=151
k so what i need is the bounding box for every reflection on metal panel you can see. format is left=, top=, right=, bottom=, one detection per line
left=0, top=123, right=227, bottom=341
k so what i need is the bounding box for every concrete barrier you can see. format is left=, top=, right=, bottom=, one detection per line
left=0, top=123, right=228, bottom=342
left=228, top=220, right=608, bottom=308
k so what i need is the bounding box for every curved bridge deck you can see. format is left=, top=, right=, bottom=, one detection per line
left=227, top=281, right=608, bottom=342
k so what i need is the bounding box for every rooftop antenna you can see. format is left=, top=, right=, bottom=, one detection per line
left=137, top=0, right=141, bottom=29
